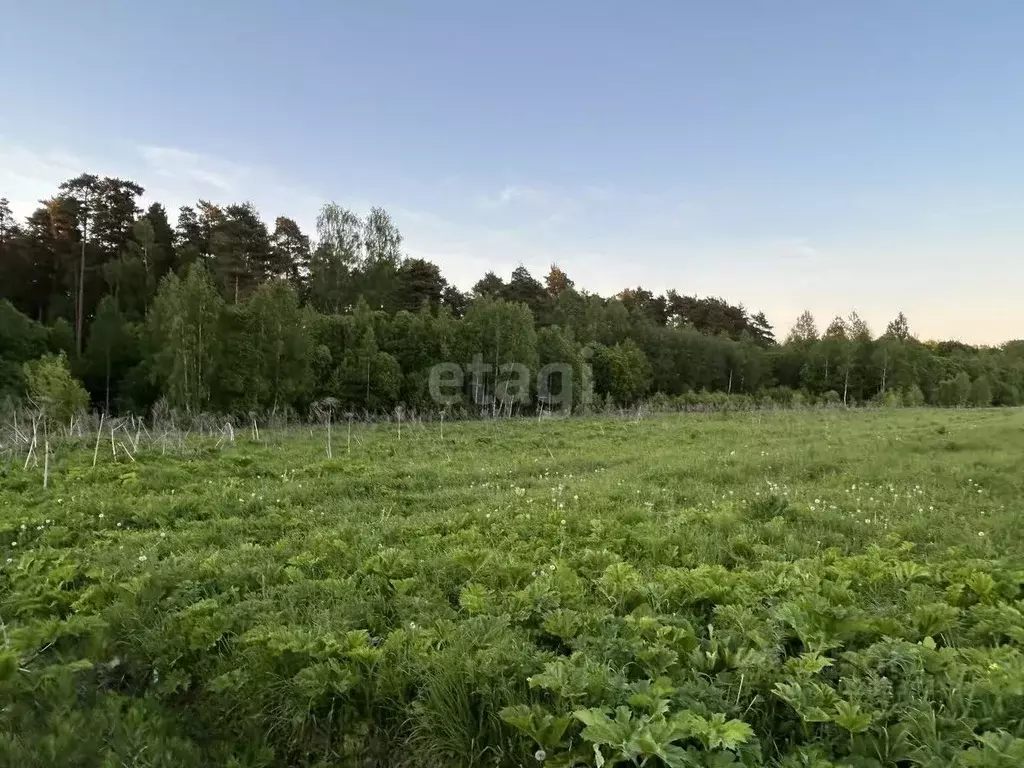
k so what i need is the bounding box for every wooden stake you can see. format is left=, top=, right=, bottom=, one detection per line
left=93, top=413, right=105, bottom=467
left=24, top=416, right=38, bottom=470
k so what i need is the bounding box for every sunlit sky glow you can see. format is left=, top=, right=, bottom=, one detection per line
left=2, top=1, right=1022, bottom=344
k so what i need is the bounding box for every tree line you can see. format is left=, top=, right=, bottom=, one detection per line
left=1, top=174, right=1022, bottom=419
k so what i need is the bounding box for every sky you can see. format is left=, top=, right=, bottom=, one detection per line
left=1, top=1, right=1022, bottom=344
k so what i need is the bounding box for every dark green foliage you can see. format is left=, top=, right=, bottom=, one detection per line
left=970, top=375, right=993, bottom=407
left=591, top=340, right=652, bottom=405
left=0, top=299, right=48, bottom=397
left=396, top=258, right=448, bottom=312
left=83, top=296, right=134, bottom=412
left=1, top=173, right=1021, bottom=416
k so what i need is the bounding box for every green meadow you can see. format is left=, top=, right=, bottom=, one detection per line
left=2, top=408, right=1024, bottom=767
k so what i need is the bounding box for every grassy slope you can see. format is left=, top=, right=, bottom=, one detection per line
left=2, top=408, right=1024, bottom=766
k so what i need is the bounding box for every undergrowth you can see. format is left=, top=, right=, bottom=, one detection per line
left=1, top=408, right=1023, bottom=766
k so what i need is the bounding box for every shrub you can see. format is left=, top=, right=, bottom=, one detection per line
left=22, top=352, right=89, bottom=424
left=969, top=375, right=993, bottom=407
left=904, top=383, right=925, bottom=407
left=822, top=390, right=841, bottom=405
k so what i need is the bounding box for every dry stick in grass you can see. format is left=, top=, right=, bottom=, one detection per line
left=93, top=413, right=105, bottom=467
left=347, top=415, right=352, bottom=457
left=326, top=412, right=332, bottom=459
left=10, top=412, right=26, bottom=443
left=42, top=417, right=50, bottom=489
left=119, top=441, right=136, bottom=462
left=23, top=416, right=38, bottom=471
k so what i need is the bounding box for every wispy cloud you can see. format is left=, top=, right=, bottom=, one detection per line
left=0, top=137, right=325, bottom=231
left=777, top=236, right=821, bottom=260
left=0, top=141, right=91, bottom=216
left=138, top=146, right=237, bottom=193
left=476, top=183, right=577, bottom=213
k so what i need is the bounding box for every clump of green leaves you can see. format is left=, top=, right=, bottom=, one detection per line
left=22, top=351, right=88, bottom=424
left=2, top=408, right=1024, bottom=765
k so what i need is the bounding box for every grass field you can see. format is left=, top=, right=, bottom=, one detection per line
left=2, top=408, right=1024, bottom=766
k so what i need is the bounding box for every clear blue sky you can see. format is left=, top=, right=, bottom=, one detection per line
left=2, top=1, right=1022, bottom=343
